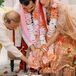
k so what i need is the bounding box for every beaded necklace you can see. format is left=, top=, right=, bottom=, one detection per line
left=20, top=0, right=58, bottom=48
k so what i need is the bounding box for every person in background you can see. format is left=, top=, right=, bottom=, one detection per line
left=0, top=10, right=27, bottom=70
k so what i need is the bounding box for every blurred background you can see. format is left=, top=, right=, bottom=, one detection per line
left=0, top=0, right=76, bottom=7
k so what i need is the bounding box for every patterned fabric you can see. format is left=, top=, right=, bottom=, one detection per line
left=32, top=2, right=76, bottom=73
left=27, top=0, right=58, bottom=69
left=44, top=4, right=76, bottom=73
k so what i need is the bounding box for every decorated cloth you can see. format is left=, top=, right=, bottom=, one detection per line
left=46, top=4, right=76, bottom=73
left=54, top=5, right=76, bottom=64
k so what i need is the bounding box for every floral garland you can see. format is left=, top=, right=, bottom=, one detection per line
left=47, top=1, right=58, bottom=38
left=40, top=1, right=59, bottom=65
left=20, top=0, right=58, bottom=49
left=20, top=0, right=41, bottom=46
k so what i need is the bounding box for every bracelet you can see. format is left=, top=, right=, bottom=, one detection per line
left=40, top=44, right=47, bottom=52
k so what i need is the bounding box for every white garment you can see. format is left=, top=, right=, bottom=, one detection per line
left=7, top=27, right=21, bottom=47
left=0, top=6, right=21, bottom=47
left=0, top=47, right=9, bottom=67
left=0, top=7, right=22, bottom=57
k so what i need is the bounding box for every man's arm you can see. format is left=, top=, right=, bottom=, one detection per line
left=0, top=24, right=27, bottom=62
